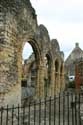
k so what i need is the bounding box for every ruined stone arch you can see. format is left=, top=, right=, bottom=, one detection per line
left=51, top=39, right=60, bottom=52
left=21, top=37, right=42, bottom=98
left=22, top=38, right=41, bottom=64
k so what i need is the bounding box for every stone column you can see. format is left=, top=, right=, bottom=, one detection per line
left=55, top=72, right=60, bottom=95
left=57, top=68, right=60, bottom=93
left=60, top=64, right=65, bottom=91
left=55, top=73, right=58, bottom=94
left=61, top=73, right=65, bottom=90
left=50, top=64, right=55, bottom=96
left=36, top=64, right=45, bottom=98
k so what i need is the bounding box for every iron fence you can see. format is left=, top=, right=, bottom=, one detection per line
left=0, top=92, right=83, bottom=125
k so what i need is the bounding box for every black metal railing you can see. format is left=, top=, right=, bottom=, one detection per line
left=0, top=92, right=83, bottom=125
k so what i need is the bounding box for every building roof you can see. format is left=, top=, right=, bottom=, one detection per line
left=65, top=43, right=83, bottom=65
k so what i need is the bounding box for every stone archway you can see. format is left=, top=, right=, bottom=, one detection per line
left=19, top=38, right=41, bottom=100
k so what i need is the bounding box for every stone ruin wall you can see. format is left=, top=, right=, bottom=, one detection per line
left=0, top=0, right=65, bottom=106
left=0, top=0, right=22, bottom=106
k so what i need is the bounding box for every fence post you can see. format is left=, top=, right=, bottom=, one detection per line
left=54, top=95, right=56, bottom=125
left=34, top=100, right=36, bottom=125
left=23, top=104, right=26, bottom=125
left=44, top=97, right=46, bottom=125
left=75, top=93, right=77, bottom=125
left=49, top=96, right=51, bottom=125
left=17, top=104, right=20, bottom=125
left=39, top=98, right=41, bottom=125
left=12, top=105, right=14, bottom=125
left=0, top=107, right=3, bottom=125
left=59, top=93, right=60, bottom=125
left=28, top=101, right=31, bottom=125
left=6, top=105, right=8, bottom=125
left=71, top=92, right=74, bottom=125
left=78, top=93, right=81, bottom=125
left=63, top=92, right=65, bottom=125
left=67, top=92, right=69, bottom=125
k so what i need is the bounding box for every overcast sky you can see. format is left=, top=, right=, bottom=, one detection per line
left=23, top=0, right=83, bottom=60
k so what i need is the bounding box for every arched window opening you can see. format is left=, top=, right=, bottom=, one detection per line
left=21, top=42, right=37, bottom=98
left=55, top=60, right=59, bottom=73
left=60, top=64, right=63, bottom=74
left=44, top=54, right=51, bottom=97
left=22, top=42, right=33, bottom=61
left=55, top=60, right=59, bottom=92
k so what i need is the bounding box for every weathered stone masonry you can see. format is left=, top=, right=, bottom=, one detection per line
left=0, top=0, right=65, bottom=106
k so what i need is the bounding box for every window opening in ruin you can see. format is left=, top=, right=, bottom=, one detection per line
left=21, top=80, right=27, bottom=87
left=44, top=54, right=51, bottom=97
left=21, top=42, right=37, bottom=98
left=55, top=60, right=59, bottom=73
left=55, top=60, right=59, bottom=89
left=22, top=42, right=33, bottom=61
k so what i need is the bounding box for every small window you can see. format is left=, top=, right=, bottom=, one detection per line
left=21, top=80, right=27, bottom=87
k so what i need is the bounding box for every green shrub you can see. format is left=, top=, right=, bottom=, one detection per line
left=67, top=81, right=75, bottom=88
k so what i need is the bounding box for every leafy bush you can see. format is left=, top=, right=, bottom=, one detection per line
left=67, top=80, right=75, bottom=88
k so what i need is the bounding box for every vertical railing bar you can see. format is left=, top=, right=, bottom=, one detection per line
left=75, top=93, right=77, bottom=125
left=34, top=100, right=36, bottom=125
left=0, top=107, right=3, bottom=125
left=59, top=93, right=60, bottom=125
left=79, top=93, right=81, bottom=125
left=71, top=92, right=74, bottom=125
left=63, top=92, right=65, bottom=125
left=49, top=96, right=51, bottom=125
left=12, top=105, right=14, bottom=125
left=6, top=105, right=8, bottom=125
left=18, top=104, right=20, bottom=125
left=54, top=95, right=56, bottom=125
left=22, top=104, right=25, bottom=125
left=44, top=97, right=46, bottom=125
left=39, top=98, right=41, bottom=125
left=28, top=101, right=31, bottom=125
left=67, top=92, right=69, bottom=125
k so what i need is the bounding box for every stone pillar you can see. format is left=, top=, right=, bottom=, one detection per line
left=50, top=65, right=55, bottom=96
left=55, top=73, right=58, bottom=95
left=58, top=72, right=60, bottom=93
left=60, top=64, right=65, bottom=92
left=55, top=72, right=60, bottom=95
left=60, top=73, right=62, bottom=91
left=36, top=64, right=44, bottom=98
left=61, top=73, right=65, bottom=90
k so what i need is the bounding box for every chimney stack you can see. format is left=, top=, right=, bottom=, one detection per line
left=75, top=43, right=79, bottom=48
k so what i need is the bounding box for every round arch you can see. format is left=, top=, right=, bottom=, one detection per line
left=21, top=38, right=41, bottom=99
left=22, top=38, right=41, bottom=65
